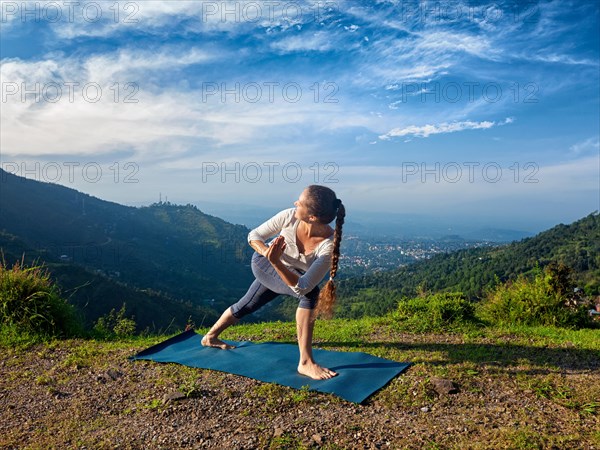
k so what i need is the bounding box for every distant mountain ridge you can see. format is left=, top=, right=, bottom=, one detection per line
left=194, top=201, right=534, bottom=242
left=2, top=168, right=597, bottom=327
left=336, top=212, right=599, bottom=318
left=0, top=168, right=255, bottom=329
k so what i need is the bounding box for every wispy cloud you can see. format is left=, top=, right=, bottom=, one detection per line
left=271, top=30, right=336, bottom=53
left=531, top=54, right=598, bottom=66
left=1, top=1, right=597, bottom=225
left=0, top=46, right=221, bottom=156
left=569, top=137, right=600, bottom=155
left=0, top=48, right=350, bottom=160
left=379, top=117, right=514, bottom=140
left=3, top=0, right=331, bottom=39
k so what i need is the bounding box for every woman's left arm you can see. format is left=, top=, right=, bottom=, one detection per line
left=266, top=236, right=332, bottom=296
left=265, top=236, right=300, bottom=287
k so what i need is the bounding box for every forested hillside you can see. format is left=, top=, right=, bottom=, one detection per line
left=2, top=168, right=597, bottom=327
left=0, top=169, right=255, bottom=329
left=0, top=227, right=225, bottom=333
left=336, top=212, right=599, bottom=318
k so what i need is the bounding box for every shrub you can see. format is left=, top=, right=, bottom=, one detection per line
left=478, top=263, right=589, bottom=328
left=0, top=257, right=82, bottom=338
left=93, top=304, right=137, bottom=338
left=392, top=292, right=478, bottom=332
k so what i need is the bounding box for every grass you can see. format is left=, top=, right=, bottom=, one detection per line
left=218, top=316, right=378, bottom=346
left=212, top=315, right=600, bottom=432
left=0, top=258, right=82, bottom=338
left=3, top=253, right=598, bottom=447
left=1, top=315, right=598, bottom=449
left=223, top=315, right=599, bottom=383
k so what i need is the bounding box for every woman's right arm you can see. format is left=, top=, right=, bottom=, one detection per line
left=249, top=240, right=269, bottom=256
left=247, top=208, right=294, bottom=254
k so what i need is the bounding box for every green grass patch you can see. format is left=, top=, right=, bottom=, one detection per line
left=269, top=433, right=304, bottom=450
left=391, top=292, right=480, bottom=333
left=478, top=264, right=592, bottom=328
left=210, top=316, right=378, bottom=350
left=0, top=258, right=83, bottom=339
left=1, top=315, right=598, bottom=449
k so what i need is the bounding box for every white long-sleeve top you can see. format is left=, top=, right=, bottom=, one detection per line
left=247, top=208, right=334, bottom=296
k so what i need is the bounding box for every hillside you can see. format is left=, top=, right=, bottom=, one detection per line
left=0, top=169, right=255, bottom=328
left=0, top=227, right=222, bottom=331
left=2, top=168, right=597, bottom=327
left=336, top=212, right=600, bottom=318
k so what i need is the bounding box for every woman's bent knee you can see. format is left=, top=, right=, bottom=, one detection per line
left=229, top=305, right=245, bottom=319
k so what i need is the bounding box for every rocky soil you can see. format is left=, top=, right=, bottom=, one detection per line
left=1, top=332, right=598, bottom=449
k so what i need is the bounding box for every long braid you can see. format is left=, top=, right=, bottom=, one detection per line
left=329, top=203, right=345, bottom=279
left=315, top=203, right=345, bottom=319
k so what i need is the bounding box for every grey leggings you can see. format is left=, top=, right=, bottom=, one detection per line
left=230, top=252, right=319, bottom=319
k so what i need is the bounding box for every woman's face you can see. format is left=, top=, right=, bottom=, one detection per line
left=294, top=189, right=312, bottom=222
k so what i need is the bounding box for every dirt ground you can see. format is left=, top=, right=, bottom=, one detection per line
left=1, top=333, right=598, bottom=449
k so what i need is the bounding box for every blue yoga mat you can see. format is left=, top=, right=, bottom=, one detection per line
left=131, top=330, right=411, bottom=403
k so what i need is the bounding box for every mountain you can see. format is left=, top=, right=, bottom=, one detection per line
left=340, top=212, right=534, bottom=241
left=336, top=212, right=600, bottom=317
left=0, top=168, right=255, bottom=329
left=2, top=168, right=597, bottom=327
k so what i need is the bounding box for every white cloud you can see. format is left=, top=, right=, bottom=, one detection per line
left=416, top=31, right=496, bottom=59
left=271, top=30, right=336, bottom=52
left=379, top=117, right=513, bottom=140
left=4, top=0, right=327, bottom=39
left=369, top=63, right=451, bottom=85
left=0, top=48, right=221, bottom=158
left=1, top=45, right=215, bottom=85
left=569, top=137, right=600, bottom=155
left=531, top=54, right=598, bottom=66
left=81, top=46, right=216, bottom=83
left=0, top=48, right=357, bottom=161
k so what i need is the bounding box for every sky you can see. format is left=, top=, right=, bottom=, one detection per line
left=1, top=0, right=599, bottom=232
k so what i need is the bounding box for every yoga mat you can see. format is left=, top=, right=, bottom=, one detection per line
left=130, top=329, right=411, bottom=403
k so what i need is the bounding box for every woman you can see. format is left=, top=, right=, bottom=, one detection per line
left=201, top=185, right=345, bottom=380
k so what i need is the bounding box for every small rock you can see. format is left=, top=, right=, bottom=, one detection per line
left=163, top=391, right=186, bottom=403
left=96, top=373, right=111, bottom=383
left=54, top=391, right=70, bottom=400
left=274, top=427, right=284, bottom=437
left=312, top=434, right=323, bottom=445
left=106, top=368, right=123, bottom=380
left=96, top=369, right=124, bottom=383
left=420, top=406, right=430, bottom=412
left=430, top=378, right=459, bottom=395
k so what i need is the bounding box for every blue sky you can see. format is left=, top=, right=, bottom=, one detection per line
left=1, top=0, right=598, bottom=232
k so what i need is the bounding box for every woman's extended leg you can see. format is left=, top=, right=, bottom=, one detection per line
left=201, top=308, right=238, bottom=349
left=202, top=277, right=279, bottom=349
left=296, top=307, right=337, bottom=380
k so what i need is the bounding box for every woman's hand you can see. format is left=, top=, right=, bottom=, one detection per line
left=265, top=235, right=286, bottom=263
left=264, top=236, right=299, bottom=288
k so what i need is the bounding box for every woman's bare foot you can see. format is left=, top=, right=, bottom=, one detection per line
left=201, top=335, right=235, bottom=349
left=298, top=360, right=338, bottom=380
